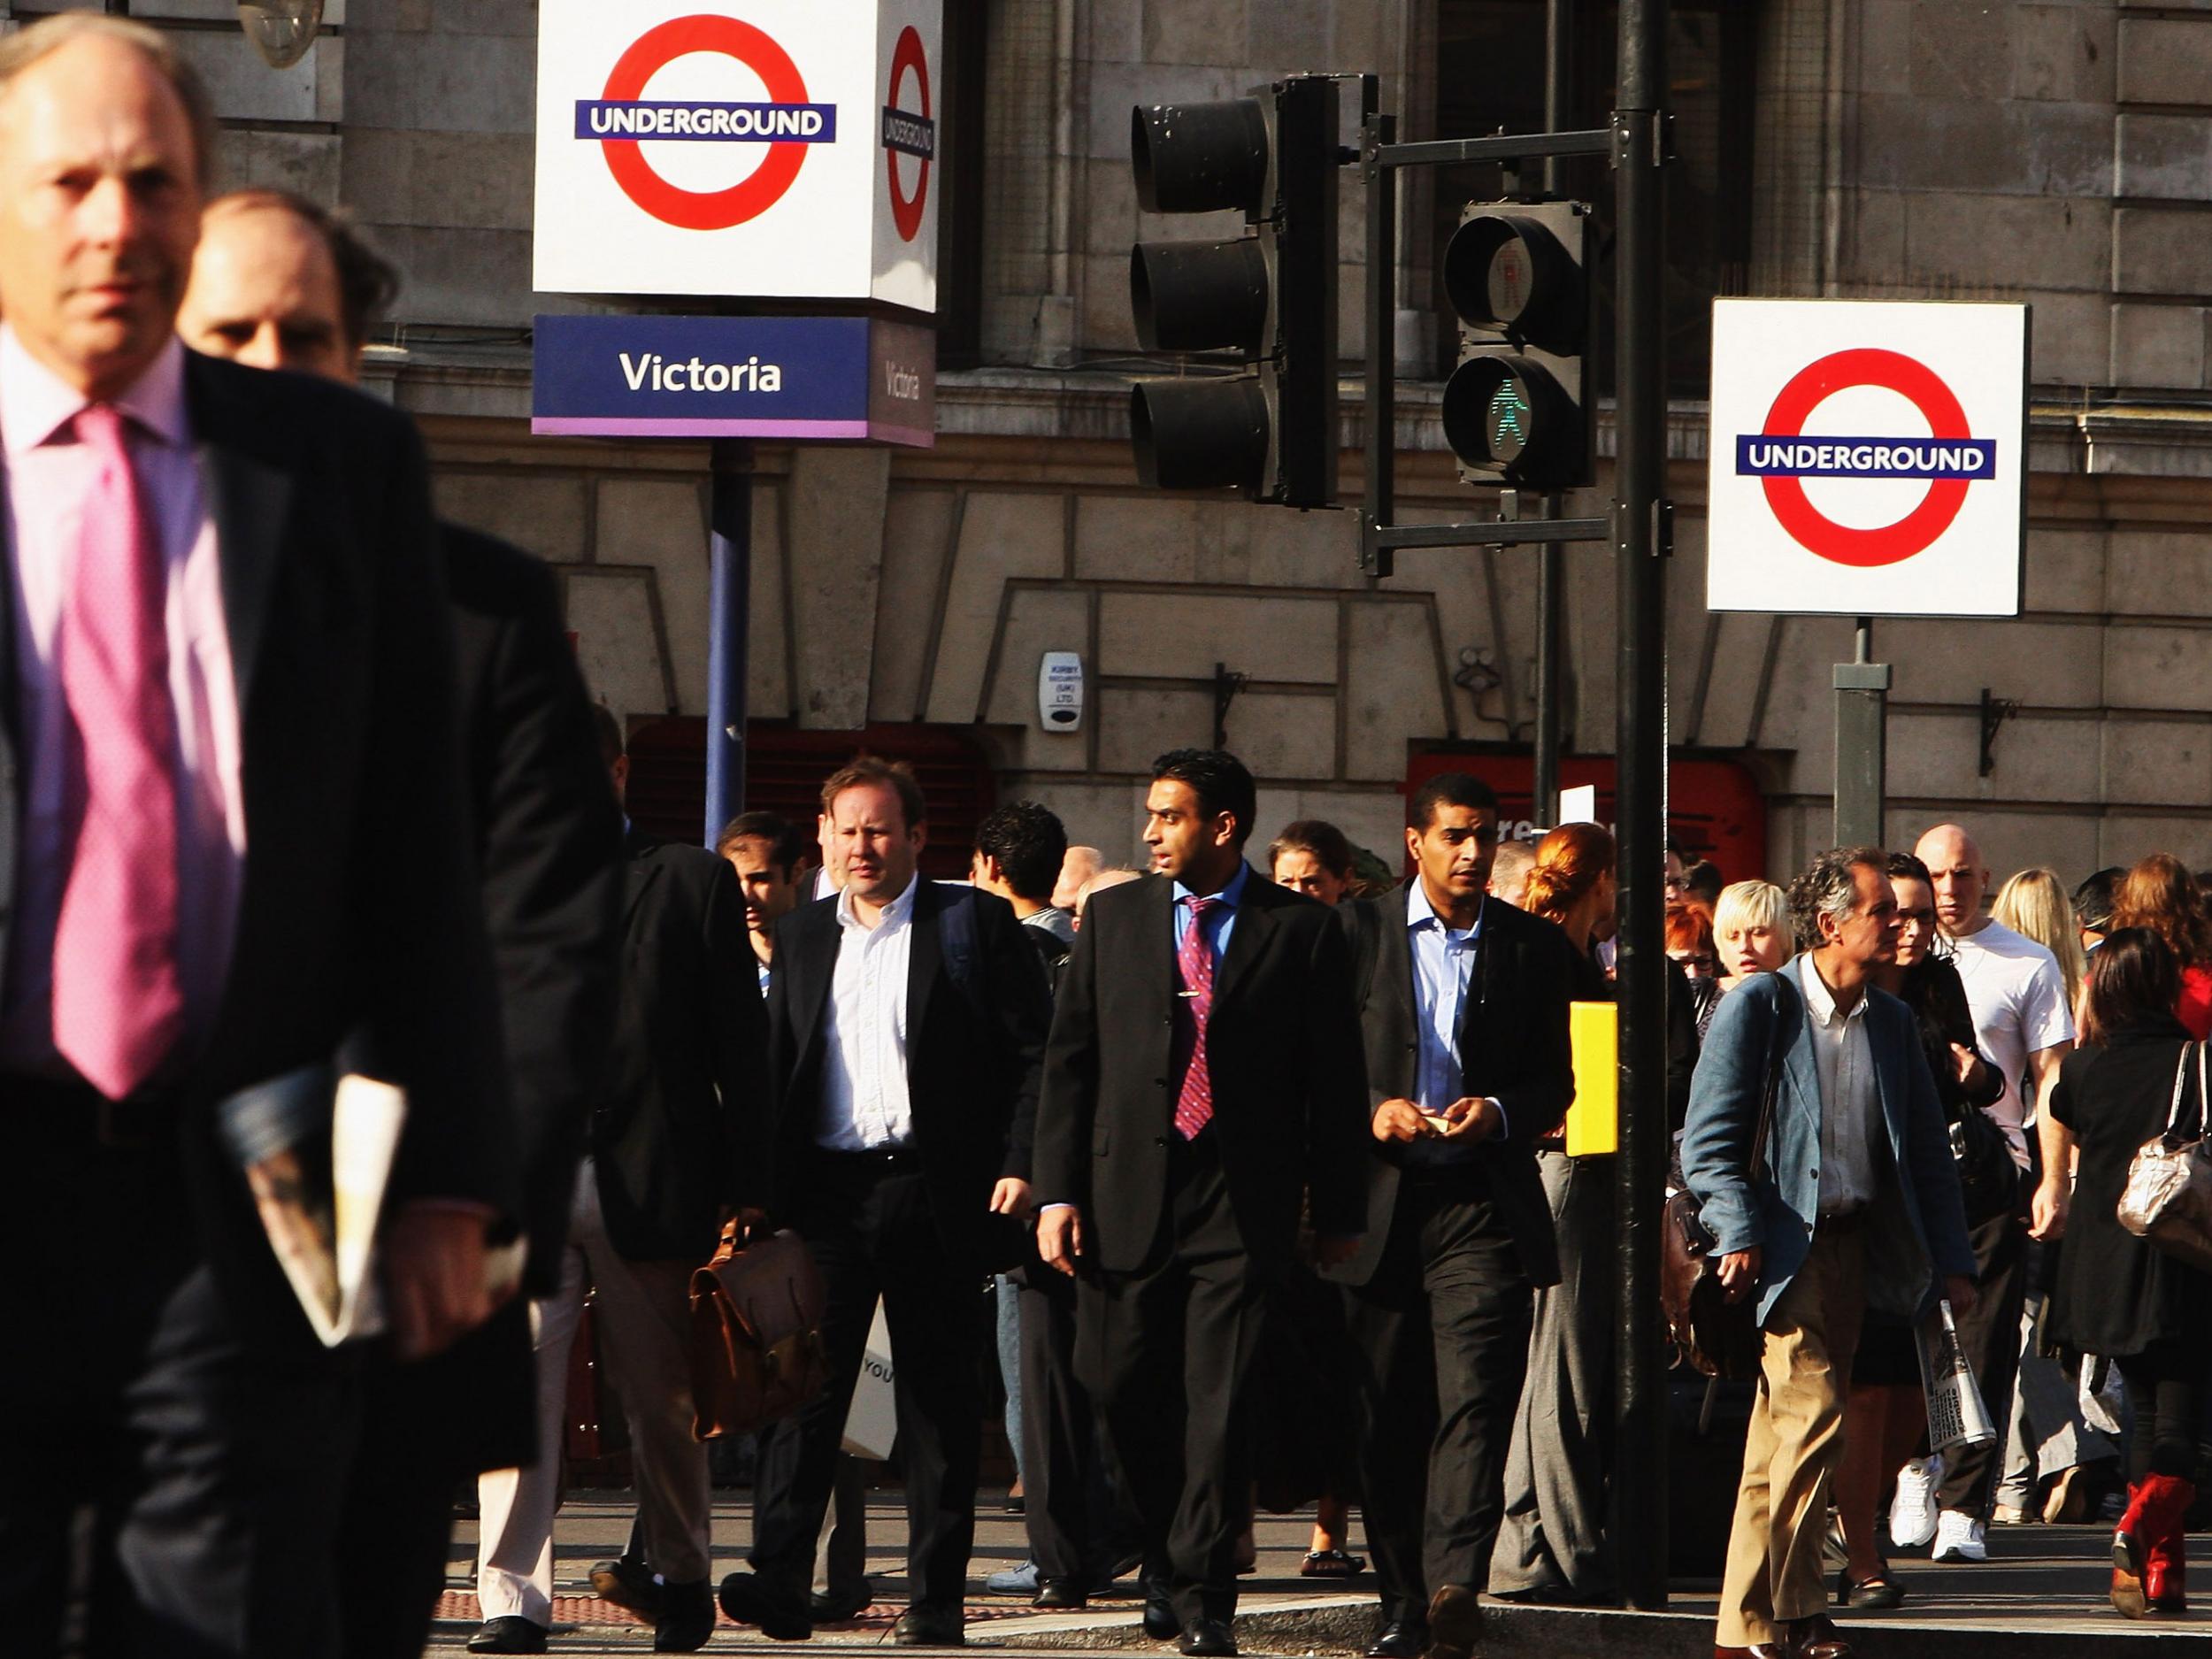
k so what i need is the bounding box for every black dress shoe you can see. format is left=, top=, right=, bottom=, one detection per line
left=1033, top=1578, right=1088, bottom=1609
left=1179, top=1617, right=1237, bottom=1656
left=718, top=1570, right=815, bottom=1641
left=1142, top=1581, right=1182, bottom=1640
left=810, top=1587, right=873, bottom=1621
left=891, top=1605, right=966, bottom=1646
left=593, top=1555, right=667, bottom=1622
left=467, top=1618, right=549, bottom=1655
left=1366, top=1620, right=1426, bottom=1659
left=1425, top=1585, right=1483, bottom=1659
left=655, top=1579, right=716, bottom=1653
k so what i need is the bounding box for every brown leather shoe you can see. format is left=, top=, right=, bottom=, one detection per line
left=1425, top=1586, right=1483, bottom=1659
left=1712, top=1644, right=1785, bottom=1659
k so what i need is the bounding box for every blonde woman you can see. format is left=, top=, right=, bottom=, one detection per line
left=1712, top=879, right=1791, bottom=992
left=1993, top=867, right=2089, bottom=1028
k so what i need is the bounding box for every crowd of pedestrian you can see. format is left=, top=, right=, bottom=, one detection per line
left=5, top=18, right=2211, bottom=1659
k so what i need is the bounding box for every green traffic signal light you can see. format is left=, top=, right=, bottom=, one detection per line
left=1487, top=375, right=1532, bottom=461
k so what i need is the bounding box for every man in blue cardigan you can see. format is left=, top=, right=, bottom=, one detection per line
left=1683, top=847, right=1979, bottom=1659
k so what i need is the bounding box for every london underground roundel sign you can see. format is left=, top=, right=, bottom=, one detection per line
left=534, top=0, right=942, bottom=308
left=1705, top=301, right=2028, bottom=618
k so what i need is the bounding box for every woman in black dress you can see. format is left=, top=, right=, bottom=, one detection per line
left=2047, top=928, right=2212, bottom=1618
left=1830, top=853, right=2003, bottom=1608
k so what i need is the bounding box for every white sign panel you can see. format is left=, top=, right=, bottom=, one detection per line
left=534, top=0, right=941, bottom=308
left=1705, top=300, right=2028, bottom=617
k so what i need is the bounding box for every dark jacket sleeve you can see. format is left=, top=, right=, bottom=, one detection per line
left=1492, top=918, right=1577, bottom=1144
left=703, top=856, right=771, bottom=1211
left=1930, top=958, right=2006, bottom=1113
left=464, top=542, right=624, bottom=1284
left=1302, top=908, right=1371, bottom=1238
left=1033, top=905, right=1102, bottom=1211
left=1666, top=956, right=1701, bottom=1133
left=353, top=419, right=516, bottom=1217
left=1896, top=998, right=1979, bottom=1280
left=988, top=908, right=1056, bottom=1184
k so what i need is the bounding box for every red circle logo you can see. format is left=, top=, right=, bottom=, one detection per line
left=599, top=15, right=812, bottom=232
left=1758, top=349, right=1973, bottom=568
left=884, top=26, right=931, bottom=242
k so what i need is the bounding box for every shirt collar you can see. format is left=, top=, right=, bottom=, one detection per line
left=1406, top=878, right=1483, bottom=941
left=1798, top=952, right=1864, bottom=1025
left=1174, top=861, right=1250, bottom=911
left=0, top=326, right=190, bottom=458
left=837, top=869, right=920, bottom=933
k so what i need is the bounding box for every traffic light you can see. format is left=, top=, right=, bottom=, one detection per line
left=1128, top=76, right=1340, bottom=507
left=1440, top=200, right=1593, bottom=491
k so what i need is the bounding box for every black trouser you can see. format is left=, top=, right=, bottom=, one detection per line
left=2121, top=1340, right=2212, bottom=1486
left=1936, top=1205, right=2026, bottom=1519
left=1018, top=1263, right=1140, bottom=1586
left=750, top=1151, right=983, bottom=1610
left=335, top=1301, right=536, bottom=1657
left=1340, top=1167, right=1532, bottom=1627
left=1078, top=1131, right=1267, bottom=1627
left=0, top=1080, right=362, bottom=1659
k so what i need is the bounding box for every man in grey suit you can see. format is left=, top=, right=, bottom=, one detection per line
left=1683, top=848, right=1978, bottom=1659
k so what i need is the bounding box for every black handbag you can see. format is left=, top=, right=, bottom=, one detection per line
left=1949, top=1097, right=2020, bottom=1226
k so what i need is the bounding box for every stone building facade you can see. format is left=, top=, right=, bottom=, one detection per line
left=12, top=0, right=2212, bottom=883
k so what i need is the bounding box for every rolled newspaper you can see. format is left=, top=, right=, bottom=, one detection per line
left=1916, top=1295, right=1998, bottom=1453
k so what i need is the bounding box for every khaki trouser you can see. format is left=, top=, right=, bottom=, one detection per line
left=1717, top=1221, right=1867, bottom=1649
left=476, top=1162, right=712, bottom=1624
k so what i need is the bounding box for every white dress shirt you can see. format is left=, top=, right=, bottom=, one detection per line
left=0, top=330, right=245, bottom=1074
left=816, top=872, right=918, bottom=1150
left=1798, top=954, right=1878, bottom=1216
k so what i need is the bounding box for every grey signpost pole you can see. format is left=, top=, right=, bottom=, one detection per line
left=704, top=438, right=754, bottom=844
left=1833, top=615, right=1890, bottom=847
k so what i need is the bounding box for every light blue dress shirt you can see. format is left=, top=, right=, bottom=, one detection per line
left=1404, top=881, right=1503, bottom=1162
left=1171, top=861, right=1249, bottom=967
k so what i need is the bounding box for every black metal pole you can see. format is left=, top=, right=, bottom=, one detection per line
left=1611, top=0, right=1671, bottom=1611
left=1532, top=0, right=1575, bottom=829
left=1361, top=111, right=1397, bottom=580
left=1834, top=615, right=1891, bottom=846
left=703, top=439, right=753, bottom=846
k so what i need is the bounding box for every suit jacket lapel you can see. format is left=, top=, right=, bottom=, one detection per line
left=787, top=899, right=841, bottom=1078
left=1779, top=971, right=1822, bottom=1132
left=907, top=879, right=944, bottom=1054
left=1377, top=883, right=1418, bottom=1095
left=188, top=354, right=291, bottom=724
left=1212, top=864, right=1272, bottom=1007
left=0, top=464, right=16, bottom=748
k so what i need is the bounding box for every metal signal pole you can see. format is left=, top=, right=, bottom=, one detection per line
left=1610, top=0, right=1671, bottom=1611
left=1532, top=0, right=1576, bottom=829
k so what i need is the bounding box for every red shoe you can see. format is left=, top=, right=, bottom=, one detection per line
left=2146, top=1478, right=2195, bottom=1613
left=2114, top=1481, right=2152, bottom=1618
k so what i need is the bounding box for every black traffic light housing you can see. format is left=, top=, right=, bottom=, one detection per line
left=1440, top=200, right=1593, bottom=491
left=1127, top=77, right=1340, bottom=507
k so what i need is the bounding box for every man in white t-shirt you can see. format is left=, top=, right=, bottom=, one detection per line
left=1905, top=824, right=2076, bottom=1565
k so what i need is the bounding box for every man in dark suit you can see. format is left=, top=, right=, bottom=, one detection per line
left=719, top=757, right=1051, bottom=1647
left=178, top=183, right=630, bottom=1659
left=471, top=709, right=766, bottom=1654
left=0, top=18, right=512, bottom=1656
left=1320, top=772, right=1579, bottom=1659
left=1033, top=749, right=1368, bottom=1657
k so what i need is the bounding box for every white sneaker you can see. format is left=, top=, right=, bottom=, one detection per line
left=1889, top=1455, right=1942, bottom=1549
left=1931, top=1510, right=1987, bottom=1563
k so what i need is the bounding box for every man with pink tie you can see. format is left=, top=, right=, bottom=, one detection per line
left=0, top=16, right=512, bottom=1657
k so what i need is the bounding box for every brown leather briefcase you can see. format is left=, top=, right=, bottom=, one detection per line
left=688, top=1223, right=829, bottom=1440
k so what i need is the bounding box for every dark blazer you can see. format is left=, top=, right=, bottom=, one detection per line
left=0, top=355, right=515, bottom=1328
left=1324, top=885, right=1579, bottom=1290
left=1032, top=868, right=1369, bottom=1274
left=592, top=826, right=769, bottom=1262
left=765, top=879, right=1052, bottom=1267
left=2047, top=1018, right=2212, bottom=1360
left=446, top=525, right=624, bottom=1296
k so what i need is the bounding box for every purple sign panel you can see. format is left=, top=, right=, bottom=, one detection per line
left=531, top=313, right=934, bottom=445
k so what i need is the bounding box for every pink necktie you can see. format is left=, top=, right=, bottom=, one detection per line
left=1172, top=895, right=1217, bottom=1141
left=50, top=403, right=184, bottom=1100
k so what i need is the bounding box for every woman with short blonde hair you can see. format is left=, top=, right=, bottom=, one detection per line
left=1712, top=879, right=1791, bottom=991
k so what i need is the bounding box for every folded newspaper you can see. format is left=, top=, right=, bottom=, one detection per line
left=216, top=1066, right=407, bottom=1348
left=1916, top=1296, right=1998, bottom=1453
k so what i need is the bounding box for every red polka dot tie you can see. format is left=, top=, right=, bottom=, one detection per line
left=50, top=403, right=184, bottom=1101
left=1172, top=895, right=1217, bottom=1141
